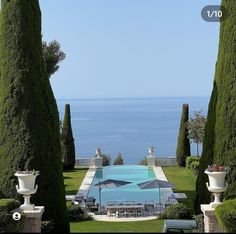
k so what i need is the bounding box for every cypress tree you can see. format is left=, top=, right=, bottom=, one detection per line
left=196, top=0, right=236, bottom=211
left=62, top=104, right=75, bottom=170
left=0, top=0, right=69, bottom=232
left=176, top=104, right=191, bottom=167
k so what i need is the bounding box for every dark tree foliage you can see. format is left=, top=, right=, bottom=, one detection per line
left=196, top=0, right=236, bottom=213
left=42, top=40, right=66, bottom=78
left=0, top=0, right=69, bottom=231
left=101, top=154, right=111, bottom=166
left=62, top=104, right=75, bottom=170
left=113, top=153, right=124, bottom=165
left=176, top=104, right=191, bottom=167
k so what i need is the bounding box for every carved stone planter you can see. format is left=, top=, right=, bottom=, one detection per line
left=205, top=170, right=228, bottom=208
left=15, top=171, right=39, bottom=210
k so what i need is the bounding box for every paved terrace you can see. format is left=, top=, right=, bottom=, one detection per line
left=78, top=167, right=96, bottom=197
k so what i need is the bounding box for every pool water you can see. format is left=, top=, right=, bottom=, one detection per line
left=87, top=165, right=170, bottom=206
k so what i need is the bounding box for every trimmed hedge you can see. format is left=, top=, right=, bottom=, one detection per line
left=0, top=199, right=20, bottom=212
left=0, top=199, right=24, bottom=233
left=0, top=1, right=69, bottom=231
left=215, top=199, right=236, bottom=233
left=196, top=0, right=236, bottom=212
left=159, top=203, right=190, bottom=219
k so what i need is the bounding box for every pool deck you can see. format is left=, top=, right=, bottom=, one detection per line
left=78, top=167, right=97, bottom=197
left=89, top=213, right=158, bottom=222
left=153, top=166, right=168, bottom=181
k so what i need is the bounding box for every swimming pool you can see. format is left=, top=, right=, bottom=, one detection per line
left=87, top=165, right=171, bottom=206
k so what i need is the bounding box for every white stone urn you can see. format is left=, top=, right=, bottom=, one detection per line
left=96, top=147, right=102, bottom=158
left=205, top=170, right=228, bottom=208
left=148, top=147, right=155, bottom=157
left=15, top=170, right=39, bottom=210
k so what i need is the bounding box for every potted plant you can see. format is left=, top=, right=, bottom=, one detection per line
left=15, top=169, right=39, bottom=210
left=205, top=165, right=229, bottom=208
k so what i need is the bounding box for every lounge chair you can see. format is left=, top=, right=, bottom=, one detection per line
left=84, top=197, right=96, bottom=209
left=73, top=193, right=84, bottom=205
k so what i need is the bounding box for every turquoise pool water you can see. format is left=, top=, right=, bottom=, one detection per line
left=87, top=165, right=167, bottom=206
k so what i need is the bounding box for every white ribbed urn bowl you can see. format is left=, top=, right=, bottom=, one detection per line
left=205, top=170, right=228, bottom=208
left=15, top=171, right=39, bottom=210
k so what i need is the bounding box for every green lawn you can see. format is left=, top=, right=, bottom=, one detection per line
left=162, top=166, right=196, bottom=215
left=70, top=219, right=164, bottom=233
left=64, top=166, right=196, bottom=233
left=63, top=168, right=88, bottom=195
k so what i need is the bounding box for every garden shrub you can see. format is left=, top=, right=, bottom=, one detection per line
left=186, top=156, right=200, bottom=169
left=190, top=161, right=200, bottom=176
left=159, top=203, right=190, bottom=219
left=0, top=199, right=24, bottom=233
left=67, top=205, right=93, bottom=221
left=193, top=214, right=204, bottom=233
left=41, top=220, right=55, bottom=233
left=0, top=199, right=20, bottom=212
left=215, top=199, right=236, bottom=233
left=138, top=157, right=147, bottom=166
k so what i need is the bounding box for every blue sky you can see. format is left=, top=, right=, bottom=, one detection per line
left=40, top=0, right=221, bottom=99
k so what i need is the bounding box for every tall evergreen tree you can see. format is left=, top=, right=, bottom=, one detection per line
left=196, top=0, right=236, bottom=212
left=62, top=104, right=75, bottom=170
left=176, top=104, right=191, bottom=167
left=0, top=0, right=69, bottom=232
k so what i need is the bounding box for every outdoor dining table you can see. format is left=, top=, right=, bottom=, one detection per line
left=106, top=204, right=145, bottom=217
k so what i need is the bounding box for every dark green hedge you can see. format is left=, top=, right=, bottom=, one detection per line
left=196, top=0, right=236, bottom=212
left=159, top=203, right=190, bottom=219
left=176, top=104, right=191, bottom=167
left=0, top=0, right=69, bottom=232
left=215, top=199, right=236, bottom=233
left=62, top=104, right=75, bottom=170
left=0, top=199, right=24, bottom=233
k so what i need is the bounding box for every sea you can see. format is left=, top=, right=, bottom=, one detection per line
left=57, top=97, right=210, bottom=165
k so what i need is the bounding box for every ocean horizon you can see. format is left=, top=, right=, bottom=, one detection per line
left=57, top=96, right=210, bottom=165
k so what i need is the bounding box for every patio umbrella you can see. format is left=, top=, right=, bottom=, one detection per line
left=137, top=179, right=175, bottom=211
left=94, top=179, right=132, bottom=214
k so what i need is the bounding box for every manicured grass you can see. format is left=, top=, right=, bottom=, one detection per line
left=162, top=167, right=196, bottom=215
left=63, top=168, right=88, bottom=195
left=70, top=219, right=164, bottom=233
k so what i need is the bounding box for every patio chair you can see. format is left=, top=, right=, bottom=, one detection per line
left=126, top=201, right=135, bottom=206
left=84, top=197, right=96, bottom=209
left=73, top=193, right=84, bottom=205
left=144, top=201, right=155, bottom=215
left=107, top=201, right=117, bottom=206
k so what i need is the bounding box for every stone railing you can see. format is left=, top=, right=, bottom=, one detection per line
left=155, top=157, right=177, bottom=166
left=75, top=157, right=102, bottom=168
left=75, top=158, right=93, bottom=167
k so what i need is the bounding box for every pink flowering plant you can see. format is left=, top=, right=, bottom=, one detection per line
left=206, top=164, right=229, bottom=173
left=16, top=169, right=39, bottom=175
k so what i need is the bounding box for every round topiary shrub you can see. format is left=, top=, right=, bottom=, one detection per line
left=159, top=203, right=191, bottom=219
left=215, top=198, right=236, bottom=233
left=67, top=205, right=93, bottom=221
